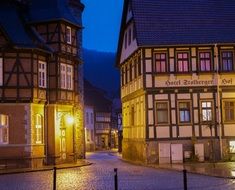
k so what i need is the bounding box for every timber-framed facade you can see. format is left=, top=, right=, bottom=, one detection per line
left=117, top=0, right=235, bottom=164
left=0, top=0, right=85, bottom=168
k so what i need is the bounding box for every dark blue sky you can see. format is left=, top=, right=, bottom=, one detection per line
left=82, top=0, right=123, bottom=53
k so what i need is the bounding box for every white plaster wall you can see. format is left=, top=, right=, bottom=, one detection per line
left=155, top=94, right=168, bottom=100
left=172, top=126, right=177, bottom=137
left=157, top=127, right=170, bottom=138
left=177, top=94, right=190, bottom=99
left=224, top=125, right=235, bottom=136
left=145, top=59, right=152, bottom=72
left=179, top=126, right=192, bottom=137
left=146, top=75, right=152, bottom=87
left=149, top=127, right=154, bottom=138
left=194, top=125, right=200, bottom=137
left=200, top=93, right=213, bottom=99
left=148, top=95, right=153, bottom=109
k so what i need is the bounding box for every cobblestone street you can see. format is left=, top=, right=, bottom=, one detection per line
left=0, top=152, right=235, bottom=190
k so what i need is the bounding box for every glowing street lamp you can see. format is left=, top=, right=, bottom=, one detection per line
left=66, top=115, right=74, bottom=125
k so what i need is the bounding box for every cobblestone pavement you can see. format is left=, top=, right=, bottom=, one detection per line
left=0, top=152, right=235, bottom=190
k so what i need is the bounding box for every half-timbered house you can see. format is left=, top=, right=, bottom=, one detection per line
left=0, top=0, right=84, bottom=168
left=117, top=0, right=235, bottom=164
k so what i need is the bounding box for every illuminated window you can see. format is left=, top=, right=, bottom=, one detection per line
left=38, top=61, right=47, bottom=88
left=221, top=51, right=233, bottom=71
left=0, top=58, right=2, bottom=86
left=35, top=114, right=42, bottom=144
left=201, top=101, right=213, bottom=122
left=177, top=52, right=189, bottom=72
left=229, top=141, right=235, bottom=153
left=199, top=52, right=211, bottom=71
left=155, top=53, right=167, bottom=73
left=156, top=102, right=168, bottom=124
left=60, top=63, right=73, bottom=90
left=224, top=101, right=235, bottom=122
left=0, top=114, right=8, bottom=144
left=66, top=26, right=72, bottom=44
left=179, top=101, right=191, bottom=123
left=66, top=65, right=73, bottom=90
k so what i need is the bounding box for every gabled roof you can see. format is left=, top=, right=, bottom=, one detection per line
left=84, top=79, right=112, bottom=113
left=116, top=0, right=235, bottom=65
left=28, top=0, right=84, bottom=27
left=0, top=0, right=37, bottom=49
left=131, top=0, right=235, bottom=46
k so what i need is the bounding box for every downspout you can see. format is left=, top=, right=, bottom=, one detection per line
left=215, top=44, right=223, bottom=159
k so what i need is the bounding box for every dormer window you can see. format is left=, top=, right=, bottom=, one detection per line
left=66, top=26, right=72, bottom=44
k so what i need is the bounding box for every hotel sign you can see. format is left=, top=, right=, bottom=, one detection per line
left=156, top=77, right=234, bottom=87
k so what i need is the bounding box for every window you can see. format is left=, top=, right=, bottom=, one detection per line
left=129, top=63, right=132, bottom=81
left=177, top=52, right=189, bottom=72
left=134, top=58, right=138, bottom=78
left=66, top=65, right=73, bottom=90
left=229, top=141, right=235, bottom=153
left=60, top=63, right=73, bottom=90
left=179, top=102, right=191, bottom=123
left=66, top=26, right=72, bottom=44
left=138, top=54, right=141, bottom=76
left=155, top=53, right=167, bottom=72
left=38, top=61, right=47, bottom=88
left=201, top=101, right=212, bottom=122
left=0, top=114, right=8, bottom=144
left=199, top=52, right=211, bottom=71
left=224, top=101, right=235, bottom=122
left=221, top=51, right=233, bottom=71
left=0, top=58, right=2, bottom=86
left=35, top=114, right=42, bottom=144
left=156, top=102, right=169, bottom=124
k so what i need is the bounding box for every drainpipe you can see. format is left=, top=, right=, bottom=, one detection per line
left=215, top=44, right=223, bottom=159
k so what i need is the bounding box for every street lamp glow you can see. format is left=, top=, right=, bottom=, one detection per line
left=66, top=115, right=74, bottom=125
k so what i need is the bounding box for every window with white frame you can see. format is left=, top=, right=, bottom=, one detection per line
left=201, top=101, right=213, bottom=122
left=0, top=114, right=9, bottom=144
left=60, top=63, right=73, bottom=90
left=178, top=101, right=191, bottom=123
left=0, top=58, right=3, bottom=86
left=66, top=65, right=73, bottom=90
left=199, top=52, right=211, bottom=71
left=177, top=52, right=189, bottom=72
left=38, top=61, right=47, bottom=88
left=66, top=26, right=72, bottom=44
left=35, top=114, right=42, bottom=144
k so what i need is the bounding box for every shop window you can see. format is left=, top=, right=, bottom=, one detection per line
left=0, top=114, right=8, bottom=144
left=229, top=141, right=235, bottom=153
left=35, top=114, right=42, bottom=144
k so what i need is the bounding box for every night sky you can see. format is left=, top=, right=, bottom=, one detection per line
left=82, top=0, right=124, bottom=52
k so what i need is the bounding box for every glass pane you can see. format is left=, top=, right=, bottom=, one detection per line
left=178, top=53, right=183, bottom=59
left=183, top=53, right=188, bottom=59
left=161, top=53, right=166, bottom=59
left=202, top=102, right=207, bottom=108
left=180, top=111, right=185, bottom=122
